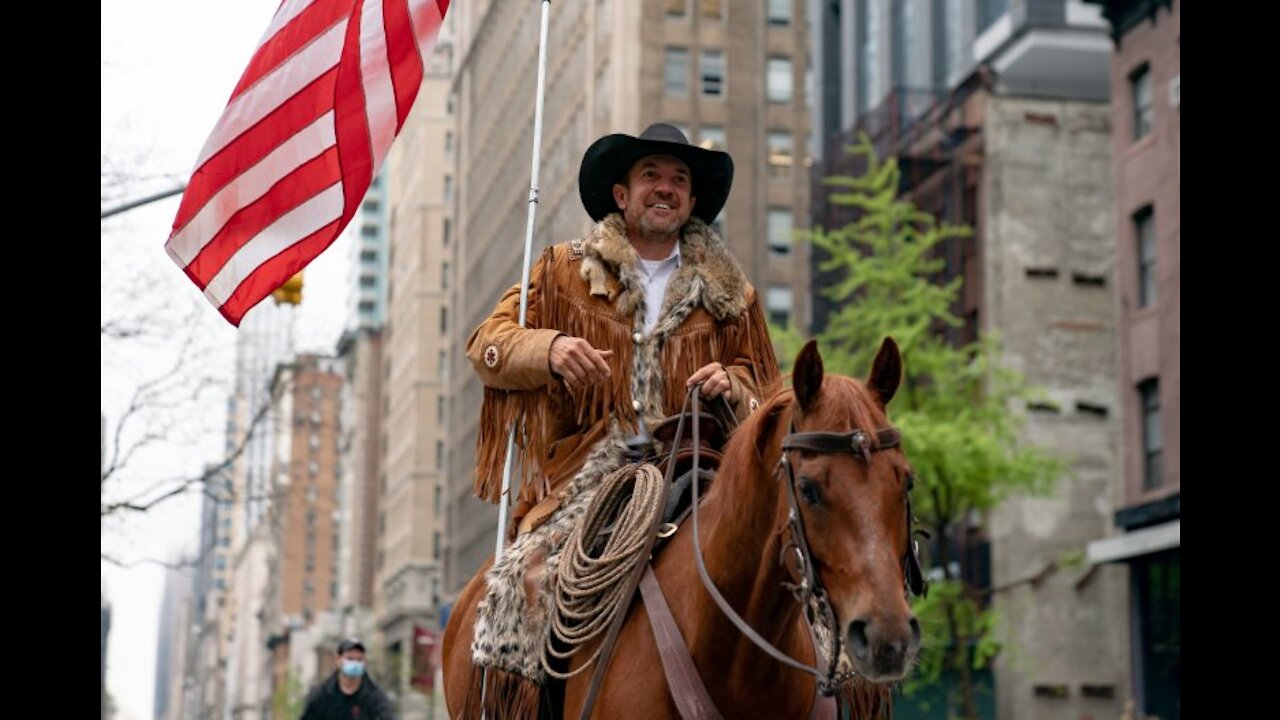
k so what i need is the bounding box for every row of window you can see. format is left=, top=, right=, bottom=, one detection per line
left=662, top=0, right=793, bottom=25
left=660, top=122, right=799, bottom=176
left=664, top=48, right=795, bottom=104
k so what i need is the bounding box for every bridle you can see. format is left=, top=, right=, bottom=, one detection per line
left=682, top=385, right=928, bottom=695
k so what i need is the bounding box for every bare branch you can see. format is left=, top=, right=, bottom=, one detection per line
left=101, top=380, right=282, bottom=517
left=100, top=552, right=198, bottom=571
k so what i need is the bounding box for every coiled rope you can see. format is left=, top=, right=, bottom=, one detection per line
left=542, top=462, right=666, bottom=679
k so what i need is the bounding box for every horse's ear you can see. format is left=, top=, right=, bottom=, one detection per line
left=793, top=340, right=824, bottom=413
left=867, top=337, right=902, bottom=408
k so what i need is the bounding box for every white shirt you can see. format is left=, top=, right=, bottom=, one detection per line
left=637, top=244, right=681, bottom=334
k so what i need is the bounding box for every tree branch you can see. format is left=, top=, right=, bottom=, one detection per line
left=101, top=383, right=280, bottom=517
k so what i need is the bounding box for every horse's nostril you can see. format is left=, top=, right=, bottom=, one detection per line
left=847, top=619, right=870, bottom=659
left=909, top=617, right=921, bottom=648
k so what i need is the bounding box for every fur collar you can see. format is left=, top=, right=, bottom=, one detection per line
left=578, top=213, right=748, bottom=322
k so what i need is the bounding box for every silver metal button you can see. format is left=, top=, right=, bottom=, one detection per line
left=632, top=332, right=643, bottom=344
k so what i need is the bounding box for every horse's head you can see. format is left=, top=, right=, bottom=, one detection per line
left=761, top=338, right=922, bottom=683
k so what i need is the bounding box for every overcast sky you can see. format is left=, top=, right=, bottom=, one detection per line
left=102, top=2, right=350, bottom=718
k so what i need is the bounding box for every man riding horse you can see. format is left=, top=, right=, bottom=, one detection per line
left=462, top=123, right=781, bottom=709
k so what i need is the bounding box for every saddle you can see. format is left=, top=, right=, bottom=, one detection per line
left=639, top=395, right=738, bottom=534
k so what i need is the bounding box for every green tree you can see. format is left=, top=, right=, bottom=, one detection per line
left=790, top=135, right=1063, bottom=719
left=272, top=669, right=306, bottom=718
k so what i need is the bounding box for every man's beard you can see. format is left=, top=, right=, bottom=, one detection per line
left=637, top=208, right=682, bottom=237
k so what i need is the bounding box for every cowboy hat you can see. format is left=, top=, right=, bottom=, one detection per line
left=578, top=122, right=733, bottom=224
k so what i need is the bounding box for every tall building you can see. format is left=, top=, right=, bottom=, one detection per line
left=263, top=354, right=345, bottom=710
left=154, top=559, right=195, bottom=720
left=101, top=593, right=111, bottom=720
left=335, top=113, right=394, bottom=663
left=350, top=170, right=392, bottom=331
left=445, top=0, right=813, bottom=598
left=221, top=301, right=294, bottom=719
left=1082, top=2, right=1179, bottom=719
left=335, top=328, right=383, bottom=615
left=810, top=1, right=1129, bottom=717
left=190, top=465, right=232, bottom=720
left=375, top=12, right=457, bottom=713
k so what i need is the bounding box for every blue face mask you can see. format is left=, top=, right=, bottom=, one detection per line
left=341, top=660, right=365, bottom=678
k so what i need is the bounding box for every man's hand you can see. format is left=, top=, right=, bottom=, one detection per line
left=549, top=336, right=613, bottom=393
left=687, top=362, right=732, bottom=400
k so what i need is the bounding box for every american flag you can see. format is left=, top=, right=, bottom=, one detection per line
left=165, top=0, right=450, bottom=326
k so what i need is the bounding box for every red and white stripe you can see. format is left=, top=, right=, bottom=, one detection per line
left=166, top=0, right=450, bottom=326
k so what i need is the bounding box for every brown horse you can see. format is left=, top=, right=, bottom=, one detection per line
left=443, top=338, right=921, bottom=718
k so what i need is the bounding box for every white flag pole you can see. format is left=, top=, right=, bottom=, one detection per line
left=494, top=0, right=552, bottom=563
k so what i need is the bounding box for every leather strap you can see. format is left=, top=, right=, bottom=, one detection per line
left=639, top=566, right=725, bottom=720
left=578, top=410, right=685, bottom=719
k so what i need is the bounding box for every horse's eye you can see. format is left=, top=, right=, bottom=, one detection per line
left=905, top=472, right=916, bottom=491
left=798, top=477, right=822, bottom=506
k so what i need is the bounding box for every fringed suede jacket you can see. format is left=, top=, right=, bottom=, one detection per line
left=466, top=213, right=781, bottom=536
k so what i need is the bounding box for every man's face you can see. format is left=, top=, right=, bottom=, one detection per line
left=612, top=155, right=697, bottom=238
left=337, top=649, right=366, bottom=677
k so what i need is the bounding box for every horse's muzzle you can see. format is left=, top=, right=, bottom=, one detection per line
left=846, top=614, right=922, bottom=682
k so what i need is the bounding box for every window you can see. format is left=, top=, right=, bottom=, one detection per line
left=1135, top=207, right=1156, bottom=308
left=699, top=125, right=725, bottom=150
left=359, top=275, right=375, bottom=288
left=441, top=261, right=449, bottom=290
left=701, top=0, right=722, bottom=20
left=363, top=198, right=380, bottom=214
left=436, top=440, right=445, bottom=469
left=440, top=306, right=448, bottom=333
left=767, top=57, right=792, bottom=103
left=596, top=0, right=611, bottom=41
left=700, top=50, right=724, bottom=97
left=1133, top=551, right=1180, bottom=720
left=433, top=531, right=442, bottom=560
left=434, top=484, right=442, bottom=516
left=767, top=209, right=792, bottom=258
left=767, top=0, right=790, bottom=26
left=767, top=131, right=793, bottom=175
left=444, top=175, right=453, bottom=203
left=857, top=0, right=878, bottom=114
left=437, top=395, right=445, bottom=423
left=664, top=47, right=689, bottom=96
left=891, top=0, right=916, bottom=87
left=710, top=208, right=725, bottom=238
left=1139, top=379, right=1161, bottom=490
left=766, top=286, right=793, bottom=326
left=665, top=0, right=685, bottom=18
left=444, top=131, right=454, bottom=160
left=442, top=218, right=451, bottom=246
left=976, top=0, right=1008, bottom=34
left=1131, top=64, right=1153, bottom=140
left=361, top=224, right=377, bottom=238
left=360, top=249, right=377, bottom=264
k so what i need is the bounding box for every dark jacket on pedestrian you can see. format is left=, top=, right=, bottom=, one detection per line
left=300, top=671, right=397, bottom=720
